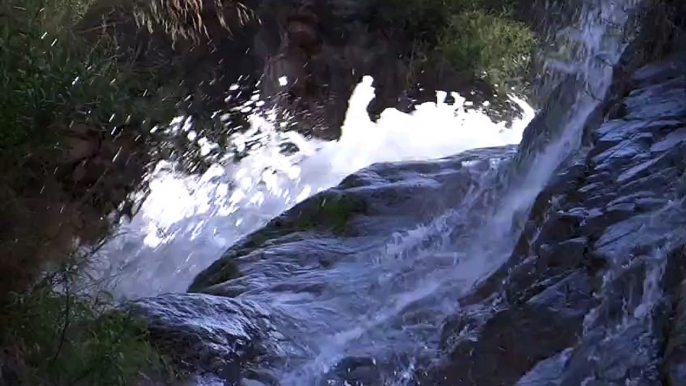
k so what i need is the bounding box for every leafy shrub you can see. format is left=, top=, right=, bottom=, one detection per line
left=0, top=1, right=178, bottom=383
left=375, top=0, right=451, bottom=42
left=438, top=8, right=536, bottom=92
left=0, top=0, right=183, bottom=162
left=1, top=267, right=172, bottom=385
left=370, top=0, right=536, bottom=96
left=132, top=0, right=255, bottom=43
left=0, top=0, right=182, bottom=280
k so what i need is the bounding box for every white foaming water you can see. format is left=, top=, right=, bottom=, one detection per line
left=98, top=75, right=534, bottom=299
left=491, top=0, right=641, bottom=233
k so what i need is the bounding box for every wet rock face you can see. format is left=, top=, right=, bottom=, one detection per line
left=126, top=293, right=277, bottom=381
left=189, top=145, right=517, bottom=294
left=129, top=145, right=517, bottom=383
left=665, top=281, right=686, bottom=385
left=420, top=51, right=686, bottom=385
left=322, top=356, right=382, bottom=386
left=422, top=272, right=595, bottom=385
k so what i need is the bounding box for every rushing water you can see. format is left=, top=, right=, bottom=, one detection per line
left=99, top=0, right=643, bottom=384
left=98, top=77, right=534, bottom=300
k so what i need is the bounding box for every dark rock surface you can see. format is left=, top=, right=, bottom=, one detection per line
left=126, top=293, right=279, bottom=381
left=417, top=50, right=686, bottom=385
left=130, top=145, right=520, bottom=384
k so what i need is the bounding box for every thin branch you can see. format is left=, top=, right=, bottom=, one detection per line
left=50, top=270, right=71, bottom=370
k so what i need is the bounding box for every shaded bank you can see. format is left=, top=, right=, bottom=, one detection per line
left=81, top=0, right=539, bottom=142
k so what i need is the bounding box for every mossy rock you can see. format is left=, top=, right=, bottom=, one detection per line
left=188, top=190, right=369, bottom=291
left=291, top=192, right=369, bottom=234
left=244, top=190, right=370, bottom=239
left=212, top=259, right=242, bottom=285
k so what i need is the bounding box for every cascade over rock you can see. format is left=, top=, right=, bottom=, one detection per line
left=419, top=50, right=686, bottom=385
left=127, top=47, right=686, bottom=384
left=129, top=144, right=519, bottom=383
left=188, top=145, right=517, bottom=294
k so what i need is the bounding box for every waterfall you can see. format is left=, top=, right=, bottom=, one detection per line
left=98, top=0, right=646, bottom=384
left=96, top=79, right=534, bottom=299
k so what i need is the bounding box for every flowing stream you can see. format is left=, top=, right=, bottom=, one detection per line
left=98, top=0, right=642, bottom=384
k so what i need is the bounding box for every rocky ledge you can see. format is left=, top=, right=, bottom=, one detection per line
left=418, top=50, right=686, bottom=385
left=129, top=144, right=518, bottom=384
left=128, top=51, right=686, bottom=385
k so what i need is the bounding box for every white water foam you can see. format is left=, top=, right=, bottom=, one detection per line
left=99, top=75, right=535, bottom=299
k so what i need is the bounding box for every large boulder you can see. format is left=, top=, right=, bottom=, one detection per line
left=125, top=293, right=279, bottom=382
left=189, top=145, right=518, bottom=294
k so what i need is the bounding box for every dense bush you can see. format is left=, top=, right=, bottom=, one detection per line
left=0, top=0, right=261, bottom=381
left=0, top=0, right=175, bottom=160
left=438, top=8, right=536, bottom=93
left=132, top=0, right=255, bottom=42
left=0, top=0, right=187, bottom=282
left=1, top=265, right=171, bottom=385
left=0, top=0, right=175, bottom=383
left=373, top=0, right=537, bottom=95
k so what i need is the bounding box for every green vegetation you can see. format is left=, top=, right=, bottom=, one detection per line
left=293, top=193, right=369, bottom=235
left=0, top=0, right=182, bottom=290
left=374, top=0, right=537, bottom=95
left=1, top=264, right=171, bottom=385
left=133, top=0, right=255, bottom=43
left=439, top=8, right=536, bottom=92
left=0, top=0, right=258, bottom=380
left=212, top=259, right=243, bottom=285
left=0, top=0, right=182, bottom=383
left=0, top=0, right=177, bottom=160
